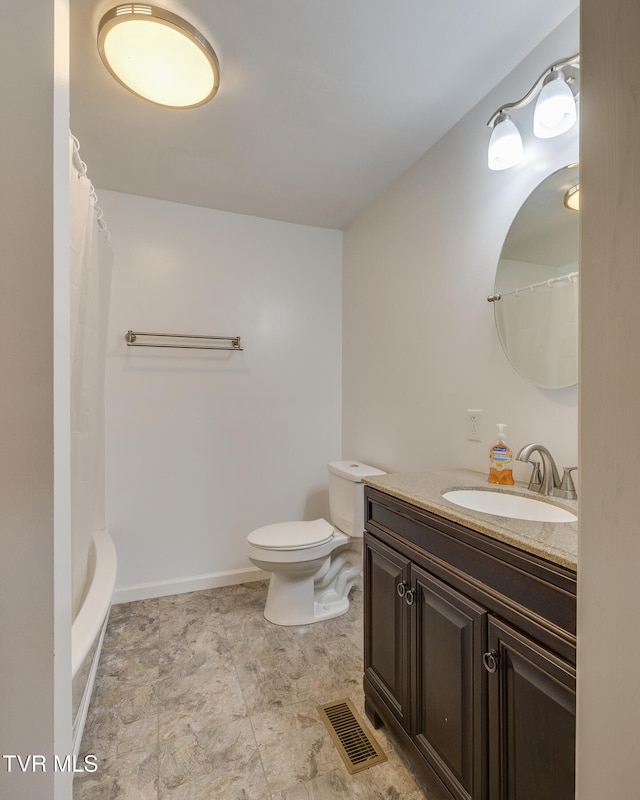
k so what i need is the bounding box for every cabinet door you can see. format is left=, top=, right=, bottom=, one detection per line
left=363, top=535, right=411, bottom=728
left=487, top=617, right=575, bottom=800
left=412, top=565, right=487, bottom=800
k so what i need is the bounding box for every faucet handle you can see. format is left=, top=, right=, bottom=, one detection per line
left=556, top=466, right=578, bottom=500
left=527, top=460, right=542, bottom=492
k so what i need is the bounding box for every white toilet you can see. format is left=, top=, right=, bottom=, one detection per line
left=246, top=460, right=386, bottom=625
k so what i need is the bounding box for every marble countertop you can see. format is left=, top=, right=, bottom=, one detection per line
left=364, top=468, right=577, bottom=571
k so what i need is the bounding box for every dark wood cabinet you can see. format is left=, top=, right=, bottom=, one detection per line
left=486, top=618, right=575, bottom=800
left=364, top=535, right=410, bottom=728
left=363, top=487, right=576, bottom=800
left=411, top=565, right=487, bottom=800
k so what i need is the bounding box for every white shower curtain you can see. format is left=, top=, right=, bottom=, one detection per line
left=69, top=135, right=114, bottom=619
left=497, top=274, right=578, bottom=388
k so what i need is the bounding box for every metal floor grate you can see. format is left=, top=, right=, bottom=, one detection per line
left=317, top=698, right=387, bottom=774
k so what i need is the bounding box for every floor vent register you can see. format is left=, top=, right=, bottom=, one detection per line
left=317, top=698, right=387, bottom=773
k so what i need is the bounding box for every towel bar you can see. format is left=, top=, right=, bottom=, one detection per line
left=125, top=331, right=243, bottom=350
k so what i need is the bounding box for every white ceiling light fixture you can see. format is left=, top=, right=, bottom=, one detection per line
left=97, top=4, right=220, bottom=109
left=563, top=184, right=580, bottom=211
left=486, top=53, right=579, bottom=171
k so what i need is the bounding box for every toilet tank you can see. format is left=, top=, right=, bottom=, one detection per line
left=328, top=461, right=386, bottom=537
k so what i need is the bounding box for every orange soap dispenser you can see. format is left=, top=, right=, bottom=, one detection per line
left=488, top=423, right=514, bottom=485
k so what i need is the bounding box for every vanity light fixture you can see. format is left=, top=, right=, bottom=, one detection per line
left=97, top=4, right=220, bottom=109
left=563, top=184, right=580, bottom=211
left=487, top=53, right=579, bottom=170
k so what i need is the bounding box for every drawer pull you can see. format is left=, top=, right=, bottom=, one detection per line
left=396, top=581, right=408, bottom=598
left=405, top=589, right=415, bottom=606
left=483, top=649, right=499, bottom=673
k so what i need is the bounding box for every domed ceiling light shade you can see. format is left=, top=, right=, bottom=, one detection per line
left=97, top=5, right=220, bottom=109
left=564, top=184, right=580, bottom=211
left=486, top=53, right=579, bottom=170
left=533, top=71, right=577, bottom=138
left=488, top=113, right=524, bottom=170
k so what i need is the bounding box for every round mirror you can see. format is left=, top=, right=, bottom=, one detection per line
left=492, top=164, right=579, bottom=388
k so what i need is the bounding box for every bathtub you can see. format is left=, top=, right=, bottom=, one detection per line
left=71, top=529, right=117, bottom=756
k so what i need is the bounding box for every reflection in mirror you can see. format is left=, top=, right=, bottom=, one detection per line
left=492, top=164, right=579, bottom=388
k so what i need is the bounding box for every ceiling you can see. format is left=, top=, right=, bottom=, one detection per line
left=70, top=0, right=579, bottom=230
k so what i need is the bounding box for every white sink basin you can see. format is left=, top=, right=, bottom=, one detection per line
left=442, top=489, right=577, bottom=523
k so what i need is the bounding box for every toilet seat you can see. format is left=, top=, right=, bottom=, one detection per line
left=247, top=519, right=335, bottom=551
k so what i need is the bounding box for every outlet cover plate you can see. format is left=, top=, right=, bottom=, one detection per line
left=466, top=409, right=483, bottom=442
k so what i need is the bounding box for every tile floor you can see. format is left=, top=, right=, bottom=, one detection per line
left=74, top=580, right=432, bottom=799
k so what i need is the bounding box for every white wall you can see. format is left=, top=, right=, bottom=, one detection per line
left=343, top=11, right=579, bottom=481
left=99, top=191, right=342, bottom=600
left=0, top=1, right=72, bottom=798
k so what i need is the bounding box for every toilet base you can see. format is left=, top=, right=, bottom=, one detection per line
left=264, top=576, right=353, bottom=625
left=261, top=552, right=360, bottom=626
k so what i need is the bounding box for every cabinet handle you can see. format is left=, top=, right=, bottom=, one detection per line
left=405, top=589, right=415, bottom=606
left=482, top=649, right=499, bottom=674
left=396, top=581, right=408, bottom=598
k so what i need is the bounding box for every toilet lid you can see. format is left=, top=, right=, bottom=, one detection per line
left=247, top=519, right=335, bottom=550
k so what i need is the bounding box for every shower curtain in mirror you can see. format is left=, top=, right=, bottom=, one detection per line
left=498, top=273, right=578, bottom=388
left=69, top=134, right=114, bottom=619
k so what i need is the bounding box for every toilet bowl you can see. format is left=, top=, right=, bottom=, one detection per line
left=246, top=461, right=385, bottom=626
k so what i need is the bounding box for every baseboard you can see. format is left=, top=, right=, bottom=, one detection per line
left=112, top=565, right=268, bottom=604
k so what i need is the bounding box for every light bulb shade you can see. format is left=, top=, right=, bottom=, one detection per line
left=533, top=72, right=576, bottom=138
left=98, top=5, right=220, bottom=108
left=488, top=114, right=524, bottom=171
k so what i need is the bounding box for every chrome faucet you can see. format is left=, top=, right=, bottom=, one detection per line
left=516, top=444, right=578, bottom=500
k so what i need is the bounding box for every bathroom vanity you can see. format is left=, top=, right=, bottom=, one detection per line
left=362, top=470, right=577, bottom=800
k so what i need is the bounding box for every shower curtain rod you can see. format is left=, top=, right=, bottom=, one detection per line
left=487, top=271, right=578, bottom=302
left=125, top=331, right=244, bottom=350
left=71, top=132, right=111, bottom=242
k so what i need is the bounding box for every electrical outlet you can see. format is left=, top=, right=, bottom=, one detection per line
left=466, top=409, right=483, bottom=442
